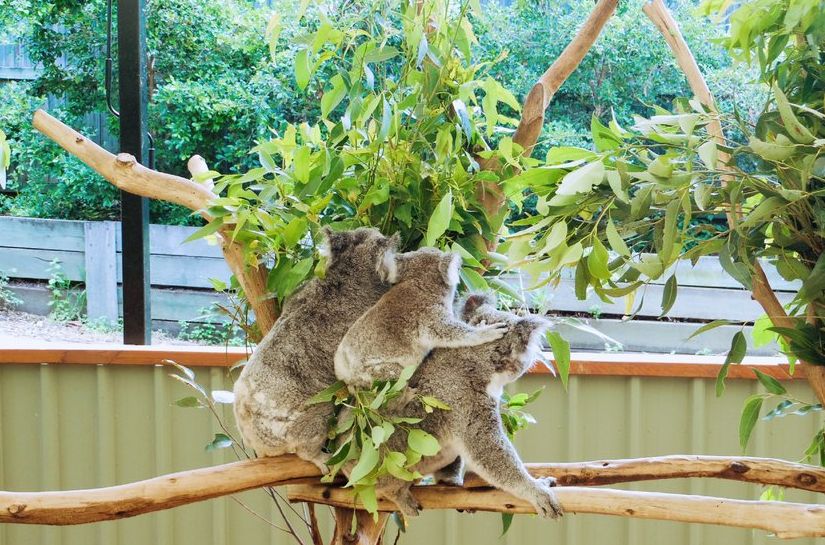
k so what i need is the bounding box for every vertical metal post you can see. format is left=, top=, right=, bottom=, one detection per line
left=118, top=0, right=151, bottom=344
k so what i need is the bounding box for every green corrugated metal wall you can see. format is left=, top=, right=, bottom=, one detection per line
left=0, top=363, right=822, bottom=545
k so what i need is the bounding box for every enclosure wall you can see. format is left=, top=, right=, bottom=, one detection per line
left=0, top=361, right=821, bottom=545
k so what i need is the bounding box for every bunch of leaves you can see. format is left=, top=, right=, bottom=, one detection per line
left=0, top=270, right=22, bottom=310
left=46, top=259, right=86, bottom=322
left=500, top=387, right=544, bottom=440
left=739, top=367, right=823, bottom=458
left=193, top=0, right=536, bottom=306
left=307, top=366, right=449, bottom=516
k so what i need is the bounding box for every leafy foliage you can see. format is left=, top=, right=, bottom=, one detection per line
left=46, top=259, right=86, bottom=322
left=307, top=366, right=449, bottom=516
left=0, top=270, right=22, bottom=310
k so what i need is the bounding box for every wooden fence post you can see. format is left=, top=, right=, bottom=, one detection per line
left=84, top=221, right=119, bottom=322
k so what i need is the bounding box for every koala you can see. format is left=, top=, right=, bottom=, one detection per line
left=334, top=248, right=507, bottom=389
left=233, top=227, right=400, bottom=470
left=359, top=293, right=563, bottom=519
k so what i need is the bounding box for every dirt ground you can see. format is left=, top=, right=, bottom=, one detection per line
left=0, top=309, right=195, bottom=345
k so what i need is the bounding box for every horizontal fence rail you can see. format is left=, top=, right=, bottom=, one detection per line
left=0, top=215, right=791, bottom=354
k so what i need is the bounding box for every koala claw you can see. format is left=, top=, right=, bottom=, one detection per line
left=435, top=473, right=465, bottom=487
left=532, top=486, right=563, bottom=519
left=538, top=476, right=558, bottom=488
left=478, top=322, right=508, bottom=341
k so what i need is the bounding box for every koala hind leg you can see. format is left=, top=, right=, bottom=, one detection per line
left=376, top=478, right=421, bottom=517
left=434, top=457, right=464, bottom=486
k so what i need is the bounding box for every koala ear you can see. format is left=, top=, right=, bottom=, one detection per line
left=438, top=252, right=462, bottom=286
left=460, top=292, right=496, bottom=321
left=512, top=315, right=551, bottom=355
left=376, top=246, right=399, bottom=283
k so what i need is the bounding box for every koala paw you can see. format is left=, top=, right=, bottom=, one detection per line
left=531, top=483, right=563, bottom=519
left=477, top=322, right=508, bottom=342
left=538, top=476, right=558, bottom=488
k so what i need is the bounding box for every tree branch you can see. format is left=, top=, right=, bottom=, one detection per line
left=641, top=0, right=825, bottom=405
left=31, top=109, right=279, bottom=334
left=4, top=455, right=825, bottom=526
left=288, top=484, right=825, bottom=539
left=511, top=0, right=619, bottom=156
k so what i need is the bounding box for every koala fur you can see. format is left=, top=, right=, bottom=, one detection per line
left=355, top=293, right=563, bottom=519
left=233, top=227, right=399, bottom=469
left=334, top=248, right=507, bottom=389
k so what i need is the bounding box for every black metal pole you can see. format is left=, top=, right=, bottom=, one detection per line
left=117, top=0, right=151, bottom=344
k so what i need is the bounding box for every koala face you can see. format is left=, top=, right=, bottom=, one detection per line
left=321, top=227, right=400, bottom=282
left=461, top=294, right=550, bottom=377
left=396, top=247, right=461, bottom=287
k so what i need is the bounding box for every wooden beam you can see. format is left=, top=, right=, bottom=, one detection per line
left=287, top=484, right=825, bottom=539
left=3, top=454, right=825, bottom=527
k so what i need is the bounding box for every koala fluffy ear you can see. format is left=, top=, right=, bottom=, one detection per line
left=511, top=315, right=551, bottom=356
left=460, top=292, right=496, bottom=321
left=438, top=252, right=462, bottom=286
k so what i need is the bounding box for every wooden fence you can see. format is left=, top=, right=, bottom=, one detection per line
left=0, top=215, right=798, bottom=354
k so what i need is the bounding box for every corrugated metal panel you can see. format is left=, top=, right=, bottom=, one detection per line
left=0, top=364, right=822, bottom=545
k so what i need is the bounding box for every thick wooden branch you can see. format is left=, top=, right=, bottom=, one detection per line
left=641, top=0, right=825, bottom=406
left=32, top=109, right=279, bottom=334
left=511, top=0, right=619, bottom=156
left=288, top=484, right=825, bottom=539
left=3, top=455, right=825, bottom=526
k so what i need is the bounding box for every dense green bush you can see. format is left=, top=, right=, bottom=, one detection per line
left=0, top=0, right=764, bottom=224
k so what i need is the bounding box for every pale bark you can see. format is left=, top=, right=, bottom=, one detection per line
left=4, top=454, right=825, bottom=526
left=288, top=483, right=825, bottom=539
left=642, top=0, right=825, bottom=406
left=32, top=109, right=279, bottom=334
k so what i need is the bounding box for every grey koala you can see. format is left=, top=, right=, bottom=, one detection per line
left=359, top=293, right=563, bottom=519
left=233, top=227, right=400, bottom=470
left=334, top=248, right=507, bottom=389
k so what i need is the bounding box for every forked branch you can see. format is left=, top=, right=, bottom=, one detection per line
left=3, top=454, right=825, bottom=530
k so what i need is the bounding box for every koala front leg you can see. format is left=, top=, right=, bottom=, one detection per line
left=459, top=417, right=562, bottom=519
left=426, top=318, right=507, bottom=349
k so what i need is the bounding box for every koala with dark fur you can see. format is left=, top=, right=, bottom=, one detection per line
left=233, top=227, right=399, bottom=469
left=357, top=293, right=563, bottom=519
left=334, top=248, right=507, bottom=389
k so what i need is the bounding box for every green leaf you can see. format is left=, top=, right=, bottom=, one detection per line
left=348, top=437, right=380, bottom=485
left=739, top=395, right=763, bottom=451
left=174, top=396, right=201, bottom=408
left=605, top=219, right=630, bottom=257
left=773, top=83, right=815, bottom=144
left=407, top=429, right=440, bottom=456
left=421, top=396, right=451, bottom=411
left=660, top=274, right=678, bottom=316
left=184, top=217, right=224, bottom=242
left=688, top=320, right=734, bottom=339
left=800, top=253, right=825, bottom=303
left=356, top=485, right=378, bottom=514
left=364, top=46, right=399, bottom=63
left=546, top=331, right=570, bottom=390
left=752, top=368, right=787, bottom=395
left=306, top=380, right=347, bottom=405
left=751, top=314, right=778, bottom=348
left=717, top=331, right=747, bottom=397
left=501, top=513, right=514, bottom=536
left=587, top=238, right=610, bottom=280
left=425, top=191, right=453, bottom=247
left=696, top=140, right=718, bottom=169
left=556, top=161, right=604, bottom=196
left=295, top=48, right=311, bottom=91
left=205, top=433, right=233, bottom=451
left=321, top=75, right=347, bottom=119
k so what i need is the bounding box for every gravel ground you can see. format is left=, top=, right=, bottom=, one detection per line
left=0, top=310, right=195, bottom=345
